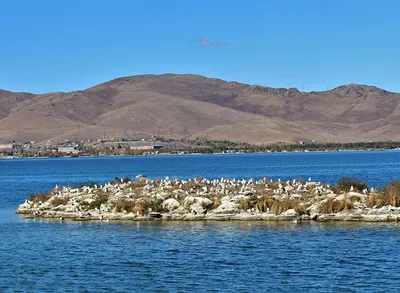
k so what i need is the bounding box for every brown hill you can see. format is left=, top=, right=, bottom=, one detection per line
left=1, top=74, right=400, bottom=144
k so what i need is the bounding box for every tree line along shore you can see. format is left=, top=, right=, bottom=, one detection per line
left=16, top=176, right=400, bottom=222
left=2, top=139, right=400, bottom=158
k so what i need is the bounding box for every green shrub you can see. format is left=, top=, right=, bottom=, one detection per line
left=335, top=177, right=368, bottom=192
left=88, top=191, right=109, bottom=210
left=74, top=181, right=99, bottom=189
left=146, top=199, right=166, bottom=213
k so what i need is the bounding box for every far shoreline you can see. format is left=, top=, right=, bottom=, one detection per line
left=1, top=148, right=399, bottom=161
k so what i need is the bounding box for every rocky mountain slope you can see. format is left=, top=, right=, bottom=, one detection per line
left=1, top=74, right=400, bottom=143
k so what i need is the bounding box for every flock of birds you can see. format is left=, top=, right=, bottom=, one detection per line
left=25, top=174, right=376, bottom=224
left=49, top=174, right=372, bottom=204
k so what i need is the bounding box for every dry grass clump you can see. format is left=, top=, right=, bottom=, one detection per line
left=367, top=180, right=400, bottom=208
left=253, top=185, right=273, bottom=197
left=181, top=181, right=203, bottom=191
left=115, top=198, right=166, bottom=214
left=334, top=177, right=368, bottom=193
left=114, top=199, right=136, bottom=213
left=212, top=198, right=222, bottom=209
left=228, top=185, right=242, bottom=193
left=293, top=203, right=307, bottom=215
left=29, top=192, right=50, bottom=203
left=130, top=180, right=147, bottom=188
left=268, top=181, right=281, bottom=190
left=319, top=198, right=354, bottom=214
left=133, top=204, right=146, bottom=215
left=367, top=193, right=383, bottom=208
left=51, top=196, right=70, bottom=207
left=271, top=200, right=307, bottom=215
left=254, top=197, right=307, bottom=215
left=255, top=197, right=275, bottom=212
left=239, top=196, right=258, bottom=211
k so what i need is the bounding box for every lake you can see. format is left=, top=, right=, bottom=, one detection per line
left=1, top=151, right=400, bottom=292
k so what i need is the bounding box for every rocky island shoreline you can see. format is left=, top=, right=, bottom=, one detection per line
left=16, top=175, right=400, bottom=222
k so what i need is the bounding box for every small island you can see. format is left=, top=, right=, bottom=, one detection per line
left=16, top=176, right=400, bottom=222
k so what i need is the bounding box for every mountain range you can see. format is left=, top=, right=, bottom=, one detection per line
left=1, top=74, right=399, bottom=144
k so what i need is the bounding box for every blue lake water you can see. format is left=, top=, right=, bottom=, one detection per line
left=1, top=151, right=400, bottom=292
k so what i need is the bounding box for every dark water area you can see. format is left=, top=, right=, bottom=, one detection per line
left=1, top=151, right=400, bottom=292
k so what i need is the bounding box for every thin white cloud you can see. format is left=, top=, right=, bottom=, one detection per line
left=192, top=37, right=227, bottom=47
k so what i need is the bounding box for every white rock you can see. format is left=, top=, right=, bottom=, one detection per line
left=190, top=202, right=206, bottom=215
left=183, top=196, right=213, bottom=208
left=214, top=202, right=240, bottom=214
left=280, top=208, right=298, bottom=217
left=162, top=198, right=181, bottom=211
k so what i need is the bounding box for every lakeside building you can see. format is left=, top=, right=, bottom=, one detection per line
left=129, top=145, right=163, bottom=151
left=0, top=143, right=14, bottom=150
left=57, top=147, right=80, bottom=155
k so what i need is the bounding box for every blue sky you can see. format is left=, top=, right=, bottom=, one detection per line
left=1, top=0, right=400, bottom=93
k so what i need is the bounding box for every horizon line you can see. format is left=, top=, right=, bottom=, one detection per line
left=0, top=73, right=397, bottom=95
